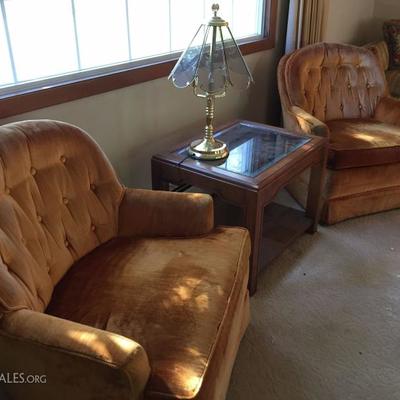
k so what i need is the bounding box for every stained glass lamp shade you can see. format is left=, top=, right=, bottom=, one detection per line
left=168, top=3, right=254, bottom=160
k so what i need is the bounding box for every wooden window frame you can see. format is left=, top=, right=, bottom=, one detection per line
left=0, top=0, right=277, bottom=119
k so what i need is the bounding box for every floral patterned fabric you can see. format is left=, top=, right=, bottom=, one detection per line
left=383, top=20, right=400, bottom=69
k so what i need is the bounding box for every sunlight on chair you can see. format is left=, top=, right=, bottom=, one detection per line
left=67, top=330, right=112, bottom=359
left=172, top=277, right=202, bottom=302
left=298, top=119, right=313, bottom=134
left=111, top=335, right=138, bottom=352
left=177, top=367, right=204, bottom=394
left=352, top=132, right=385, bottom=143
left=185, top=374, right=203, bottom=393
left=187, top=193, right=208, bottom=201
left=67, top=328, right=137, bottom=361
left=163, top=276, right=211, bottom=312
left=174, top=285, right=191, bottom=301
left=185, top=347, right=202, bottom=358
left=195, top=293, right=209, bottom=312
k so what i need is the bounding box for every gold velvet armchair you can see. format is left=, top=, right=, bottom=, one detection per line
left=0, top=120, right=251, bottom=400
left=278, top=42, right=400, bottom=224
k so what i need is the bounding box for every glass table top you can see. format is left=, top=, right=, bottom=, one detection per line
left=178, top=121, right=311, bottom=178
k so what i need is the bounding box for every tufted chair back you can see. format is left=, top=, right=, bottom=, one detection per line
left=279, top=42, right=388, bottom=123
left=0, top=120, right=123, bottom=313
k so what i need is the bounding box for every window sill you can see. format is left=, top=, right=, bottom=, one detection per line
left=0, top=1, right=276, bottom=119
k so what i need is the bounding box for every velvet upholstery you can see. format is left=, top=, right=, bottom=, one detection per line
left=118, top=189, right=214, bottom=238
left=278, top=42, right=400, bottom=224
left=287, top=164, right=400, bottom=225
left=290, top=106, right=330, bottom=137
left=282, top=43, right=386, bottom=122
left=327, top=119, right=400, bottom=169
left=366, top=41, right=400, bottom=99
left=0, top=120, right=123, bottom=313
left=0, top=310, right=150, bottom=400
left=46, top=227, right=250, bottom=399
left=0, top=120, right=251, bottom=400
left=367, top=40, right=390, bottom=71
left=374, top=96, right=400, bottom=126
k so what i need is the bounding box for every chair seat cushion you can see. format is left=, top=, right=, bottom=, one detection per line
left=327, top=119, right=400, bottom=169
left=46, top=227, right=250, bottom=399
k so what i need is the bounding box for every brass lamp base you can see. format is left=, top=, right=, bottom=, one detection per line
left=188, top=138, right=229, bottom=160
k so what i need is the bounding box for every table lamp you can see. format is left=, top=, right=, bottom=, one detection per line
left=169, top=3, right=254, bottom=160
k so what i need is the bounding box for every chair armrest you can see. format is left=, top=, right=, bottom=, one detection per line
left=118, top=188, right=214, bottom=238
left=0, top=310, right=150, bottom=400
left=374, top=96, right=400, bottom=127
left=365, top=41, right=389, bottom=71
left=289, top=106, right=329, bottom=138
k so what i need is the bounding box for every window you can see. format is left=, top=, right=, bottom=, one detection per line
left=0, top=0, right=276, bottom=117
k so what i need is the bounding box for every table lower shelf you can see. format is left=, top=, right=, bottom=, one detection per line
left=214, top=199, right=313, bottom=270
left=260, top=202, right=313, bottom=268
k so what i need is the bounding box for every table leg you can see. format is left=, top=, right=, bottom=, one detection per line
left=244, top=195, right=264, bottom=296
left=151, top=159, right=170, bottom=191
left=306, top=157, right=326, bottom=233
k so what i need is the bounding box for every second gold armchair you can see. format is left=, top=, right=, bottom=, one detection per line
left=278, top=42, right=400, bottom=224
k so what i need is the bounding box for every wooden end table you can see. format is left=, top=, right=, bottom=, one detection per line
left=151, top=120, right=327, bottom=295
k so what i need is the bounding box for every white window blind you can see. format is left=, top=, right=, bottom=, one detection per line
left=0, top=0, right=266, bottom=94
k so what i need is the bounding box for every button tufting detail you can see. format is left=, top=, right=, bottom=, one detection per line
left=359, top=104, right=363, bottom=110
left=282, top=42, right=388, bottom=124
left=0, top=119, right=126, bottom=313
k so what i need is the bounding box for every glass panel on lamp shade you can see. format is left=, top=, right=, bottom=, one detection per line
left=220, top=25, right=253, bottom=90
left=169, top=25, right=207, bottom=89
left=196, top=26, right=228, bottom=94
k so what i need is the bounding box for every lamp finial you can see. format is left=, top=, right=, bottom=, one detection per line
left=212, top=3, right=219, bottom=17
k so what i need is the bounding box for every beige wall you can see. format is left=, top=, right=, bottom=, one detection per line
left=374, top=0, right=400, bottom=19
left=324, top=0, right=376, bottom=44
left=0, top=1, right=289, bottom=189
left=371, top=0, right=400, bottom=40
left=324, top=0, right=400, bottom=45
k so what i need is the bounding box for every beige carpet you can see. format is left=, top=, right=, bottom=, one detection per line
left=227, top=208, right=400, bottom=400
